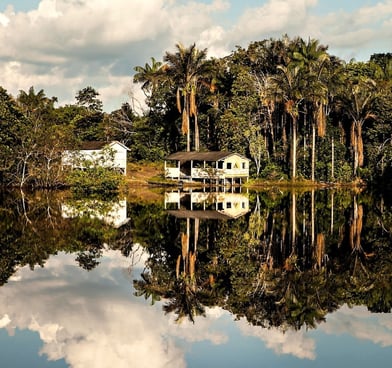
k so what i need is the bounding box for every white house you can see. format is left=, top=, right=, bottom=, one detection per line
left=62, top=141, right=129, bottom=175
left=164, top=151, right=250, bottom=185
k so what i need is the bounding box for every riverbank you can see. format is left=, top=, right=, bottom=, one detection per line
left=126, top=161, right=366, bottom=191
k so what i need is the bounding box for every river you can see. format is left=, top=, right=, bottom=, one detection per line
left=0, top=187, right=391, bottom=367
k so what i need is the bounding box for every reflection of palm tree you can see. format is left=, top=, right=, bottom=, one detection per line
left=163, top=275, right=206, bottom=323
left=348, top=197, right=374, bottom=278
left=133, top=272, right=163, bottom=305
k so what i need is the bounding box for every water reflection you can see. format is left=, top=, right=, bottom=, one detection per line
left=0, top=188, right=392, bottom=367
left=134, top=188, right=392, bottom=329
left=62, top=197, right=130, bottom=228
left=164, top=189, right=250, bottom=219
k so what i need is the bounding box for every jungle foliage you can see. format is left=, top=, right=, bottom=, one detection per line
left=1, top=37, right=392, bottom=187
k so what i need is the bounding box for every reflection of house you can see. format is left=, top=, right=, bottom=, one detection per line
left=61, top=199, right=129, bottom=228
left=164, top=152, right=250, bottom=184
left=62, top=141, right=129, bottom=175
left=165, top=190, right=250, bottom=220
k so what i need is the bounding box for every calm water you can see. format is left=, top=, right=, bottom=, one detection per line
left=1, top=188, right=392, bottom=368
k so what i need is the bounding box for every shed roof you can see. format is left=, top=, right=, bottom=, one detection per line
left=165, top=151, right=249, bottom=162
left=79, top=141, right=129, bottom=151
left=80, top=141, right=107, bottom=150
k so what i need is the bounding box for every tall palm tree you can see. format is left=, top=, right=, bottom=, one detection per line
left=268, top=64, right=304, bottom=179
left=164, top=43, right=209, bottom=151
left=291, top=38, right=330, bottom=181
left=17, top=86, right=56, bottom=125
left=338, top=72, right=377, bottom=176
left=133, top=57, right=165, bottom=96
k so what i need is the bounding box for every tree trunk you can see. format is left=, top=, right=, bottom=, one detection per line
left=292, top=118, right=297, bottom=179
left=311, top=189, right=315, bottom=246
left=331, top=136, right=334, bottom=180
left=311, top=122, right=316, bottom=182
left=291, top=192, right=297, bottom=251
left=194, top=113, right=199, bottom=151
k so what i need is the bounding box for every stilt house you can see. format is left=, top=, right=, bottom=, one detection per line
left=164, top=151, right=250, bottom=185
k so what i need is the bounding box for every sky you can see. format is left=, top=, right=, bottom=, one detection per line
left=0, top=0, right=392, bottom=112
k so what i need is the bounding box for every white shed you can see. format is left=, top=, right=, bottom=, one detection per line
left=62, top=141, right=129, bottom=175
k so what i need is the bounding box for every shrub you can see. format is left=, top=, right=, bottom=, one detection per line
left=66, top=167, right=124, bottom=194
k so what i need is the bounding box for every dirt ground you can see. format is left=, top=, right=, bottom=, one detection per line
left=125, top=162, right=164, bottom=185
left=124, top=162, right=166, bottom=202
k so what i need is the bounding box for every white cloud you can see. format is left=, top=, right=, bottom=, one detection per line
left=0, top=12, right=10, bottom=26
left=0, top=0, right=391, bottom=111
left=229, top=0, right=317, bottom=43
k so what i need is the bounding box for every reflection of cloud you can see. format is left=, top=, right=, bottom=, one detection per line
left=168, top=307, right=228, bottom=346
left=237, top=319, right=316, bottom=360
left=321, top=305, right=392, bottom=348
left=0, top=251, right=185, bottom=368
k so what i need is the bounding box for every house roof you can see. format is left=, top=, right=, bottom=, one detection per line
left=165, top=151, right=250, bottom=162
left=80, top=141, right=107, bottom=150
left=79, top=141, right=129, bottom=151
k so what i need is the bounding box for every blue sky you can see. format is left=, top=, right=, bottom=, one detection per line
left=1, top=0, right=391, bottom=111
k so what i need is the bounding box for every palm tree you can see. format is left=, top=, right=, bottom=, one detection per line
left=268, top=63, right=304, bottom=179
left=164, top=43, right=209, bottom=151
left=17, top=86, right=56, bottom=125
left=291, top=38, right=330, bottom=181
left=133, top=57, right=165, bottom=96
left=338, top=72, right=377, bottom=176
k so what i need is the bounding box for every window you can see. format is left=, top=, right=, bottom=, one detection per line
left=217, top=161, right=223, bottom=169
left=226, top=202, right=232, bottom=209
left=242, top=162, right=246, bottom=169
left=226, top=162, right=232, bottom=169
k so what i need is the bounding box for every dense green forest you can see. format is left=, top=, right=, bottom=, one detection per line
left=1, top=35, right=392, bottom=187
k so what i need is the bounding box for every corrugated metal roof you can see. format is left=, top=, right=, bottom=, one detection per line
left=165, top=151, right=249, bottom=161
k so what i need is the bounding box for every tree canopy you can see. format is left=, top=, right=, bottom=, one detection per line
left=1, top=36, right=392, bottom=187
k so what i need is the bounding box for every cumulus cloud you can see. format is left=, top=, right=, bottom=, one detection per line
left=228, top=0, right=317, bottom=43
left=0, top=0, right=233, bottom=111
left=0, top=0, right=391, bottom=111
